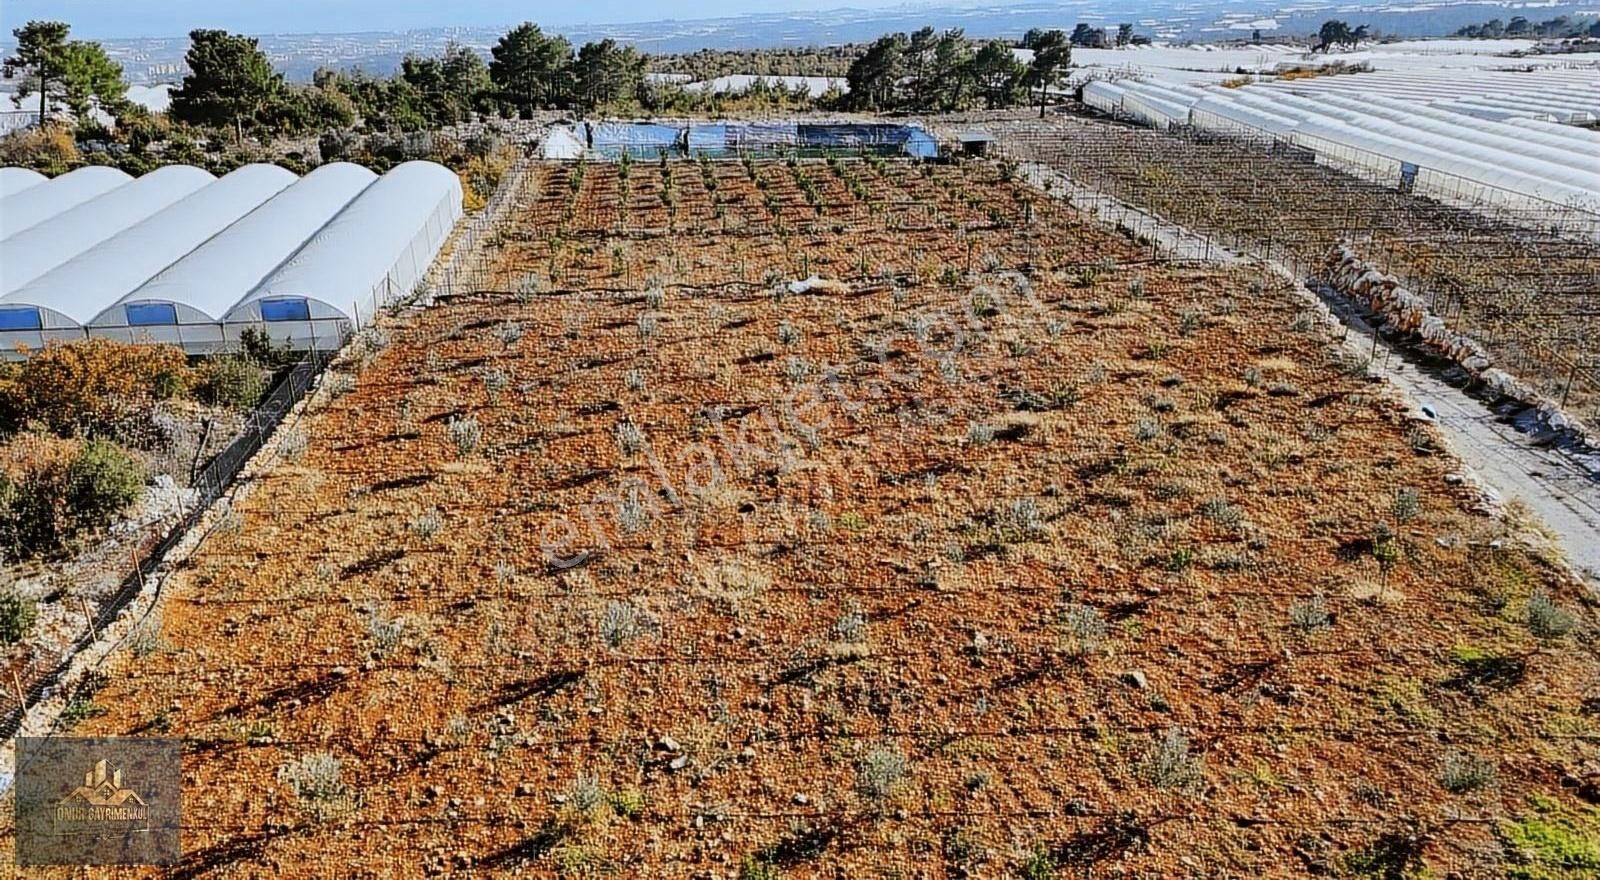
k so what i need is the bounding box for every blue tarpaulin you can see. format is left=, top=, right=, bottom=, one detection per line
left=558, top=122, right=938, bottom=159
left=904, top=128, right=939, bottom=159
left=588, top=122, right=683, bottom=158
left=687, top=123, right=729, bottom=152
left=796, top=123, right=938, bottom=156
left=798, top=123, right=899, bottom=148
left=726, top=121, right=800, bottom=150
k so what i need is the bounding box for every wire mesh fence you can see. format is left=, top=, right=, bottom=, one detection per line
left=0, top=351, right=334, bottom=740
left=430, top=155, right=536, bottom=299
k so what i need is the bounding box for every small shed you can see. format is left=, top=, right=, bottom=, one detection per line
left=956, top=129, right=996, bottom=158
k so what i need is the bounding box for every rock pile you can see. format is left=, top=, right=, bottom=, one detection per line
left=1323, top=242, right=1594, bottom=447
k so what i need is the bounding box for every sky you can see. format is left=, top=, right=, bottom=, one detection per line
left=0, top=0, right=934, bottom=38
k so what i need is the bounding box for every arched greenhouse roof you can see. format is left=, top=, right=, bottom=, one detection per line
left=112, top=162, right=379, bottom=324
left=3, top=164, right=296, bottom=328
left=0, top=165, right=132, bottom=241
left=0, top=165, right=214, bottom=297
left=0, top=167, right=46, bottom=197
left=227, top=161, right=463, bottom=327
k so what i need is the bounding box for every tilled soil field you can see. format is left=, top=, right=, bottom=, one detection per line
left=991, top=117, right=1600, bottom=432
left=11, top=159, right=1599, bottom=879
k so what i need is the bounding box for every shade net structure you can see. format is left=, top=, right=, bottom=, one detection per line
left=589, top=121, right=684, bottom=159
left=100, top=162, right=379, bottom=354
left=0, top=165, right=132, bottom=241
left=226, top=160, right=463, bottom=350
left=0, top=165, right=296, bottom=353
left=541, top=121, right=942, bottom=160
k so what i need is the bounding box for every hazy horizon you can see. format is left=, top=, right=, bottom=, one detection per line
left=2, top=0, right=940, bottom=39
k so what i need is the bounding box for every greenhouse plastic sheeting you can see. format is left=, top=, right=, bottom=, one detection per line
left=0, top=167, right=45, bottom=197
left=111, top=162, right=377, bottom=340
left=1082, top=81, right=1125, bottom=114
left=0, top=165, right=213, bottom=297
left=540, top=124, right=585, bottom=159
left=797, top=123, right=897, bottom=149
left=687, top=123, right=729, bottom=151
left=904, top=128, right=938, bottom=159
left=2, top=164, right=296, bottom=331
left=228, top=160, right=462, bottom=347
left=0, top=165, right=131, bottom=241
left=726, top=121, right=799, bottom=149
left=589, top=122, right=682, bottom=157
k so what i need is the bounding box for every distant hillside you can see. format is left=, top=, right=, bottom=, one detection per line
left=4, top=1, right=1595, bottom=82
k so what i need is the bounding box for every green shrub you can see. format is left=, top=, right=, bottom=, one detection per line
left=1498, top=794, right=1600, bottom=878
left=0, top=435, right=145, bottom=558
left=0, top=588, right=38, bottom=644
left=196, top=355, right=269, bottom=409
left=66, top=440, right=145, bottom=530
left=239, top=327, right=295, bottom=368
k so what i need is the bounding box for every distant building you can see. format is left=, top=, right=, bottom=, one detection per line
left=955, top=129, right=995, bottom=158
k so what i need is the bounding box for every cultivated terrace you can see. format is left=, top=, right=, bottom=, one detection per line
left=10, top=157, right=1598, bottom=878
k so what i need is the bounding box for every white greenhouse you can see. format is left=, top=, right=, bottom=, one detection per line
left=100, top=162, right=380, bottom=353
left=0, top=165, right=132, bottom=241
left=0, top=165, right=297, bottom=352
left=0, top=167, right=45, bottom=197
left=0, top=165, right=215, bottom=298
left=225, top=161, right=463, bottom=350
left=1081, top=77, right=1600, bottom=230
left=0, top=160, right=464, bottom=357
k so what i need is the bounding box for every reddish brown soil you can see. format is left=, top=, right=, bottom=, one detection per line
left=9, top=159, right=1598, bottom=879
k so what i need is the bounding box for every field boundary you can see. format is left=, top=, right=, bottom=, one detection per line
left=998, top=118, right=1600, bottom=434
left=0, top=351, right=331, bottom=749
left=1323, top=242, right=1597, bottom=452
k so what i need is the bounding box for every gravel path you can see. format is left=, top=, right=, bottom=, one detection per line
left=1022, top=161, right=1600, bottom=590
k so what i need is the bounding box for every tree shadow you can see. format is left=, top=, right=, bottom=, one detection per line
left=341, top=548, right=405, bottom=579
left=1052, top=815, right=1150, bottom=871
left=1442, top=653, right=1526, bottom=695
left=480, top=821, right=569, bottom=869
left=756, top=820, right=840, bottom=867
left=205, top=672, right=351, bottom=723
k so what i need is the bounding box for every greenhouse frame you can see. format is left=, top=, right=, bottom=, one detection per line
left=1080, top=77, right=1600, bottom=230
left=1, top=165, right=298, bottom=351
left=94, top=162, right=381, bottom=353
left=224, top=160, right=463, bottom=351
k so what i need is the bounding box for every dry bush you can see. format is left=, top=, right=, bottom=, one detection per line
left=0, top=433, right=145, bottom=557
left=456, top=143, right=520, bottom=210
left=0, top=123, right=80, bottom=174
left=1, top=338, right=193, bottom=440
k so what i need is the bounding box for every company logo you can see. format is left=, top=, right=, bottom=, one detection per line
left=54, top=759, right=151, bottom=830
left=14, top=736, right=180, bottom=865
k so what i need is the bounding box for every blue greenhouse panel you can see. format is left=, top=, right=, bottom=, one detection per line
left=259, top=298, right=312, bottom=322
left=0, top=306, right=41, bottom=330
left=125, top=302, right=178, bottom=326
